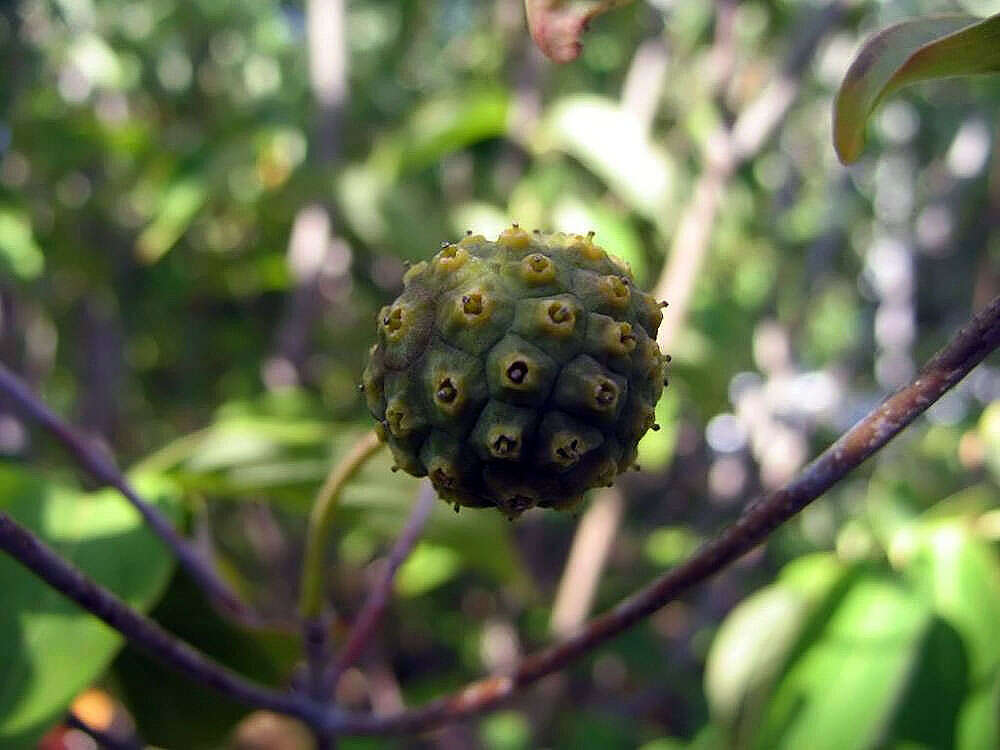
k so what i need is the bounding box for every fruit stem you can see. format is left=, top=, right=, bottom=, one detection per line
left=299, top=430, right=384, bottom=619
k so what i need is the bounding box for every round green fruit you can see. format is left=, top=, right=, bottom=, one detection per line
left=361, top=226, right=669, bottom=517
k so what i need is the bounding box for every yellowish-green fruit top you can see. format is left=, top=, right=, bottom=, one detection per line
left=361, top=227, right=669, bottom=517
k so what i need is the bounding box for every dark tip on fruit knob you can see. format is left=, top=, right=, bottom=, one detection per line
left=383, top=307, right=403, bottom=333
left=492, top=434, right=517, bottom=456
left=595, top=380, right=617, bottom=406
left=651, top=423, right=661, bottom=431
left=391, top=465, right=399, bottom=472
left=436, top=377, right=458, bottom=404
left=462, top=293, right=484, bottom=316
left=548, top=302, right=571, bottom=324
left=431, top=467, right=456, bottom=488
left=465, top=229, right=473, bottom=235
left=506, top=360, right=528, bottom=384
left=586, top=230, right=595, bottom=239
left=555, top=437, right=580, bottom=465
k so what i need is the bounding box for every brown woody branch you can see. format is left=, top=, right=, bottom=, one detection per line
left=333, top=293, right=1000, bottom=735
left=0, top=363, right=253, bottom=621
left=327, top=480, right=437, bottom=693
left=0, top=508, right=342, bottom=731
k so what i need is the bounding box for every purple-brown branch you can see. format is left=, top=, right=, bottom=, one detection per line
left=0, top=509, right=341, bottom=731
left=327, top=480, right=437, bottom=692
left=65, top=711, right=143, bottom=750
left=332, top=293, right=1000, bottom=735
left=0, top=363, right=252, bottom=621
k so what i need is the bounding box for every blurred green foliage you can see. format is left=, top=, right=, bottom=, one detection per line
left=0, top=0, right=998, bottom=748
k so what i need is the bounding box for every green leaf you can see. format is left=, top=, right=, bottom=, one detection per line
left=643, top=524, right=699, bottom=568
left=980, top=401, right=1000, bottom=483
left=956, top=672, right=1000, bottom=750
left=0, top=467, right=180, bottom=747
left=542, top=95, right=676, bottom=223
left=834, top=13, right=1000, bottom=163
left=902, top=519, right=1000, bottom=683
left=0, top=207, right=45, bottom=280
left=111, top=574, right=298, bottom=750
left=135, top=174, right=208, bottom=263
left=396, top=88, right=510, bottom=175
left=705, top=554, right=849, bottom=730
left=395, top=542, right=461, bottom=597
left=148, top=417, right=527, bottom=587
left=754, top=575, right=934, bottom=750
left=887, top=617, right=969, bottom=749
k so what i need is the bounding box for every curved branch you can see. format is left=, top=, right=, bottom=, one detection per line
left=299, top=429, right=384, bottom=619
left=0, top=364, right=251, bottom=620
left=333, top=293, right=1000, bottom=735
left=327, top=480, right=436, bottom=692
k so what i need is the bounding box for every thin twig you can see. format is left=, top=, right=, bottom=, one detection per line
left=330, top=293, right=1000, bottom=735
left=327, top=480, right=437, bottom=692
left=0, top=509, right=342, bottom=732
left=0, top=363, right=249, bottom=619
left=304, top=616, right=332, bottom=702
left=65, top=711, right=143, bottom=750
left=299, top=428, right=384, bottom=748
left=299, top=430, right=384, bottom=619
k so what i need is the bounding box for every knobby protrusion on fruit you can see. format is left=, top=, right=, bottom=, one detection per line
left=361, top=226, right=670, bottom=516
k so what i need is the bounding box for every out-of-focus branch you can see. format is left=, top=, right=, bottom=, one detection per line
left=306, top=0, right=347, bottom=164
left=332, top=292, right=1000, bottom=735
left=654, top=0, right=850, bottom=345
left=327, top=481, right=437, bottom=691
left=266, top=0, right=350, bottom=388
left=549, top=487, right=623, bottom=635
left=0, top=363, right=251, bottom=621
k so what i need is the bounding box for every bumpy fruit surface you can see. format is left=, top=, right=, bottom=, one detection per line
left=361, top=227, right=669, bottom=517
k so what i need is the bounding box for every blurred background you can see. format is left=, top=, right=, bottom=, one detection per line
left=1, top=0, right=999, bottom=748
